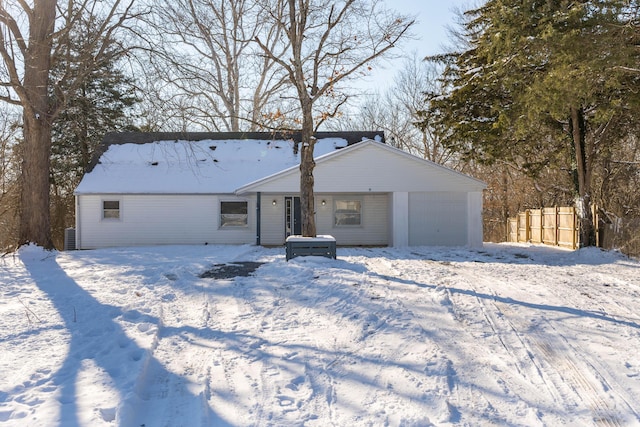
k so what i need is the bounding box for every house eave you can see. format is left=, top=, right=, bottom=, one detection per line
left=74, top=191, right=238, bottom=196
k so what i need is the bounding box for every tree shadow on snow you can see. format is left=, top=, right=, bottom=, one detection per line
left=362, top=264, right=640, bottom=331
left=20, top=251, right=230, bottom=427
left=373, top=244, right=640, bottom=267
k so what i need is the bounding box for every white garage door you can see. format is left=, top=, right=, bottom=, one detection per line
left=409, top=192, right=468, bottom=246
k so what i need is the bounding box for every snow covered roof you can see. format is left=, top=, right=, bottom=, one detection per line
left=75, top=132, right=384, bottom=194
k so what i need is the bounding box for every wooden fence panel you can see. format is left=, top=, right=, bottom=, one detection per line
left=508, top=218, right=518, bottom=243
left=529, top=209, right=543, bottom=244
left=557, top=206, right=577, bottom=249
left=508, top=206, right=579, bottom=249
left=518, top=212, right=528, bottom=243
left=542, top=207, right=558, bottom=246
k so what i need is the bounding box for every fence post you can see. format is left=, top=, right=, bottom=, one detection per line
left=539, top=209, right=544, bottom=244
left=553, top=206, right=560, bottom=246
left=571, top=206, right=579, bottom=249
left=525, top=210, right=531, bottom=242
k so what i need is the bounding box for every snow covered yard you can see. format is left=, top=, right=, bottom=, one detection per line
left=1, top=243, right=640, bottom=427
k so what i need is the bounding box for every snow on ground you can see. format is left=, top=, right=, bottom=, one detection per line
left=1, top=243, right=640, bottom=426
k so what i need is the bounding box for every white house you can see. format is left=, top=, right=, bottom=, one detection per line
left=73, top=132, right=486, bottom=249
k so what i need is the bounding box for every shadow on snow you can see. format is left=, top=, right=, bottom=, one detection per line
left=20, top=252, right=230, bottom=427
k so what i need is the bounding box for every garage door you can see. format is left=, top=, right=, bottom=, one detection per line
left=409, top=192, right=468, bottom=246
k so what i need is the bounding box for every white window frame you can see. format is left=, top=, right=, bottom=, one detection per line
left=220, top=200, right=249, bottom=228
left=102, top=199, right=121, bottom=220
left=333, top=198, right=362, bottom=227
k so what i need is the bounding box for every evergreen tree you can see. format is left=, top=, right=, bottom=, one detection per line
left=49, top=16, right=139, bottom=247
left=0, top=0, right=138, bottom=249
left=425, top=0, right=640, bottom=247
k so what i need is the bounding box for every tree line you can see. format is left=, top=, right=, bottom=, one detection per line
left=421, top=0, right=640, bottom=255
left=0, top=0, right=415, bottom=249
left=1, top=0, right=638, bottom=256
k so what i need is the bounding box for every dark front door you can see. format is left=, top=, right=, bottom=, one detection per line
left=285, top=196, right=301, bottom=237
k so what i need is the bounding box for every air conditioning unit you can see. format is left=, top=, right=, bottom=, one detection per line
left=64, top=228, right=76, bottom=251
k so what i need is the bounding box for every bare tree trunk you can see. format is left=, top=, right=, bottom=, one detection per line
left=570, top=105, right=596, bottom=247
left=299, top=133, right=316, bottom=236
left=254, top=0, right=413, bottom=238
left=18, top=0, right=56, bottom=249
left=287, top=0, right=316, bottom=237
left=19, top=116, right=54, bottom=248
left=2, top=0, right=138, bottom=249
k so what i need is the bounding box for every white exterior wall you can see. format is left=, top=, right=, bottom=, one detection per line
left=408, top=192, right=469, bottom=246
left=467, top=192, right=484, bottom=248
left=239, top=142, right=486, bottom=194
left=391, top=192, right=409, bottom=247
left=260, top=195, right=285, bottom=246
left=239, top=142, right=486, bottom=248
left=316, top=194, right=388, bottom=246
left=258, top=193, right=389, bottom=246
left=76, top=194, right=255, bottom=249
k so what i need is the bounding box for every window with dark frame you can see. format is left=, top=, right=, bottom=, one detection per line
left=103, top=200, right=120, bottom=219
left=334, top=200, right=361, bottom=226
left=220, top=201, right=248, bottom=227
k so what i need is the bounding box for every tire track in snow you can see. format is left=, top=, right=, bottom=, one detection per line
left=451, top=261, right=638, bottom=426
left=357, top=255, right=466, bottom=425
left=355, top=272, right=423, bottom=422
left=363, top=252, right=613, bottom=425
left=127, top=284, right=216, bottom=427
left=203, top=278, right=267, bottom=426
left=214, top=258, right=332, bottom=426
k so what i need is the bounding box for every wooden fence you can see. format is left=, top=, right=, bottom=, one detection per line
left=507, top=206, right=585, bottom=249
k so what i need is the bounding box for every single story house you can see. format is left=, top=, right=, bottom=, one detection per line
left=73, top=131, right=487, bottom=249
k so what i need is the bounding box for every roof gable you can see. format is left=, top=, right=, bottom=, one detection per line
left=236, top=140, right=487, bottom=194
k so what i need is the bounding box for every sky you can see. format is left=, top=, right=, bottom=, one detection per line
left=363, top=0, right=473, bottom=90
left=394, top=0, right=470, bottom=56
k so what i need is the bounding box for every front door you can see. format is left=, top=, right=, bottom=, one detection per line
left=285, top=196, right=301, bottom=237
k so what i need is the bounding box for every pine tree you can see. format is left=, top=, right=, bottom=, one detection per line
left=49, top=17, right=139, bottom=248
left=426, top=0, right=640, bottom=247
left=0, top=0, right=138, bottom=249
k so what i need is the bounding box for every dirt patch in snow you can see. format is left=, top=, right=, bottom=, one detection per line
left=199, top=261, right=264, bottom=279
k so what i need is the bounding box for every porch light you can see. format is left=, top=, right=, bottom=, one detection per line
left=272, top=200, right=277, bottom=206
left=321, top=200, right=326, bottom=206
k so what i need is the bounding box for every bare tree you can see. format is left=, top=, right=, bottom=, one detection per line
left=334, top=54, right=458, bottom=167
left=0, top=106, right=20, bottom=250
left=0, top=0, right=141, bottom=248
left=0, top=0, right=57, bottom=248
left=255, top=0, right=414, bottom=237
left=146, top=0, right=290, bottom=132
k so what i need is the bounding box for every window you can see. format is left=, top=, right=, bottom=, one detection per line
left=334, top=199, right=361, bottom=226
left=102, top=200, right=120, bottom=219
left=220, top=201, right=248, bottom=227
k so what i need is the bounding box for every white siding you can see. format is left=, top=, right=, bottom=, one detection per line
left=238, top=142, right=486, bottom=194
left=76, top=194, right=255, bottom=249
left=316, top=194, right=388, bottom=246
left=467, top=192, right=484, bottom=248
left=409, top=192, right=468, bottom=246
left=260, top=195, right=286, bottom=246
left=391, top=192, right=409, bottom=247
left=257, top=193, right=389, bottom=246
